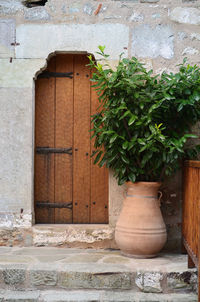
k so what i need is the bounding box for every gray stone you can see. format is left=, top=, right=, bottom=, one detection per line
left=24, top=7, right=50, bottom=20
left=83, top=3, right=94, bottom=16
left=0, top=19, right=15, bottom=58
left=3, top=268, right=25, bottom=285
left=39, top=290, right=101, bottom=302
left=36, top=290, right=198, bottom=302
left=140, top=0, right=159, bottom=2
left=170, top=7, right=200, bottom=25
left=0, top=58, right=45, bottom=88
left=62, top=254, right=103, bottom=263
left=182, top=47, right=199, bottom=55
left=129, top=12, right=144, bottom=22
left=102, top=256, right=130, bottom=264
left=16, top=24, right=129, bottom=59
left=135, top=272, right=163, bottom=293
left=132, top=25, right=174, bottom=59
left=178, top=32, right=188, bottom=40
left=30, top=270, right=57, bottom=286
left=152, top=13, right=161, bottom=19
left=24, top=234, right=33, bottom=247
left=59, top=271, right=132, bottom=289
left=104, top=15, right=122, bottom=20
left=3, top=290, right=39, bottom=302
left=0, top=88, right=37, bottom=215
left=0, top=0, right=24, bottom=15
left=191, top=33, right=200, bottom=41
left=69, top=4, right=80, bottom=14
left=167, top=271, right=197, bottom=292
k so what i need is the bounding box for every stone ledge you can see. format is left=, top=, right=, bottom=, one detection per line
left=32, top=224, right=115, bottom=249
left=0, top=248, right=196, bottom=294
left=0, top=290, right=198, bottom=302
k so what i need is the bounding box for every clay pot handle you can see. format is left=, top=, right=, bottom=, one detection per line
left=158, top=191, right=163, bottom=207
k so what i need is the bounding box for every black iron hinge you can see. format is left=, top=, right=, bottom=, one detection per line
left=36, top=147, right=72, bottom=155
left=36, top=202, right=73, bottom=209
left=38, top=71, right=73, bottom=79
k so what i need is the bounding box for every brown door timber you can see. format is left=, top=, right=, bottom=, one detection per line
left=34, top=54, right=108, bottom=224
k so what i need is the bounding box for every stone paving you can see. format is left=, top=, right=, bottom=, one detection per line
left=0, top=247, right=197, bottom=301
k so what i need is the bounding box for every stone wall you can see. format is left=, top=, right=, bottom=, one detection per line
left=0, top=0, right=199, bottom=250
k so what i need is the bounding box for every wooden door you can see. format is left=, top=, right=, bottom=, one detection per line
left=34, top=54, right=108, bottom=224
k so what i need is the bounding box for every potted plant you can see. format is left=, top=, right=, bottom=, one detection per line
left=88, top=46, right=200, bottom=258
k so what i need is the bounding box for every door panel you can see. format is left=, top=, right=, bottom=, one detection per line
left=73, top=55, right=91, bottom=223
left=90, top=69, right=109, bottom=223
left=54, top=55, right=73, bottom=223
left=35, top=54, right=108, bottom=224
left=35, top=58, right=55, bottom=223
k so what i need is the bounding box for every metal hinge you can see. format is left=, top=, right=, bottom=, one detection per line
left=36, top=147, right=72, bottom=155
left=38, top=71, right=73, bottom=79
left=36, top=202, right=73, bottom=209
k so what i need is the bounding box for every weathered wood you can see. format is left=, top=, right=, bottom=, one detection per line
left=35, top=57, right=55, bottom=223
left=90, top=67, right=108, bottom=224
left=35, top=54, right=108, bottom=224
left=182, top=160, right=200, bottom=301
left=73, top=54, right=91, bottom=223
left=54, top=54, right=73, bottom=223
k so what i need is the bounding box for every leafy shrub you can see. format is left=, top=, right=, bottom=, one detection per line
left=88, top=46, right=200, bottom=185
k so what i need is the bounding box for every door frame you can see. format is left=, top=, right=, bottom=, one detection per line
left=33, top=52, right=109, bottom=224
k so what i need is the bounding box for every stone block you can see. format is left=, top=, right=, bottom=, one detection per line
left=170, top=7, right=200, bottom=25
left=182, top=0, right=197, bottom=2
left=83, top=3, right=94, bottom=16
left=30, top=270, right=57, bottom=286
left=190, top=33, right=200, bottom=41
left=16, top=24, right=129, bottom=59
left=135, top=272, right=163, bottom=293
left=140, top=0, right=159, bottom=2
left=167, top=271, right=197, bottom=292
left=182, top=47, right=199, bottom=55
left=0, top=19, right=15, bottom=58
left=178, top=32, right=188, bottom=40
left=0, top=1, right=24, bottom=15
left=3, top=290, right=39, bottom=302
left=132, top=25, right=174, bottom=59
left=24, top=7, right=50, bottom=20
left=59, top=271, right=132, bottom=289
left=39, top=290, right=101, bottom=302
left=0, top=87, right=34, bottom=214
left=0, top=58, right=46, bottom=88
left=3, top=268, right=25, bottom=285
left=129, top=12, right=144, bottom=22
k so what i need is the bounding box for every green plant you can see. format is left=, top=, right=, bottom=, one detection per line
left=88, top=46, right=200, bottom=185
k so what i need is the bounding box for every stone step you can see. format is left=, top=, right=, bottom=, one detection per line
left=0, top=290, right=198, bottom=302
left=0, top=247, right=197, bottom=296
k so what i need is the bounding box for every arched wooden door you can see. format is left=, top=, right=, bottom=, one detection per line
left=34, top=54, right=108, bottom=224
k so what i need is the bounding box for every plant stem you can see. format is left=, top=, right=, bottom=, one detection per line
left=159, top=165, right=166, bottom=181
left=123, top=118, right=132, bottom=140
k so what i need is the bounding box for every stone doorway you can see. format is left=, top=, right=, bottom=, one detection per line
left=34, top=53, right=108, bottom=224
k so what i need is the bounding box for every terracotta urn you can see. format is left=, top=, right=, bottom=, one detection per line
left=115, top=182, right=167, bottom=258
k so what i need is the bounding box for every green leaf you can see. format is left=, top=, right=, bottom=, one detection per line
left=121, top=155, right=130, bottom=164
left=128, top=173, right=136, bottom=183
left=110, top=133, right=118, bottom=143
left=184, top=134, right=198, bottom=139
left=122, top=141, right=129, bottom=150
left=93, top=151, right=103, bottom=164
left=119, top=110, right=131, bottom=120
left=128, top=115, right=137, bottom=126
left=99, top=156, right=107, bottom=167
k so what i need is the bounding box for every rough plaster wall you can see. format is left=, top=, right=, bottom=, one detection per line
left=0, top=0, right=199, bottom=250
